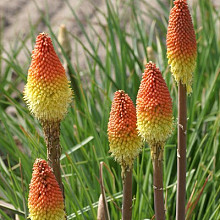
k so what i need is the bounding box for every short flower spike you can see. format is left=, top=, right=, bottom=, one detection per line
left=167, top=0, right=197, bottom=94
left=24, top=33, right=72, bottom=122
left=28, top=159, right=65, bottom=220
left=136, top=62, right=173, bottom=149
left=108, top=90, right=142, bottom=173
left=58, top=24, right=71, bottom=58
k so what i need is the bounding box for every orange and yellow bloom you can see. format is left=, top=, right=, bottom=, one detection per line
left=167, top=0, right=197, bottom=93
left=24, top=33, right=72, bottom=122
left=136, top=62, right=173, bottom=154
left=108, top=90, right=142, bottom=172
left=28, top=159, right=65, bottom=220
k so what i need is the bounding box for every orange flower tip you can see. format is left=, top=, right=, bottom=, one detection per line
left=167, top=0, right=197, bottom=94
left=28, top=158, right=65, bottom=220
left=23, top=33, right=73, bottom=122
left=136, top=62, right=173, bottom=146
left=108, top=90, right=142, bottom=170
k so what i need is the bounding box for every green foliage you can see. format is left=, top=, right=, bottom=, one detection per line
left=0, top=0, right=219, bottom=219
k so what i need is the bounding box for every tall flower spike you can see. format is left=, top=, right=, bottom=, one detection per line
left=167, top=0, right=197, bottom=94
left=108, top=90, right=142, bottom=174
left=136, top=62, right=173, bottom=158
left=28, top=159, right=65, bottom=220
left=24, top=32, right=73, bottom=122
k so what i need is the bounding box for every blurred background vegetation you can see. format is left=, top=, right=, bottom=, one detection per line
left=0, top=0, right=219, bottom=219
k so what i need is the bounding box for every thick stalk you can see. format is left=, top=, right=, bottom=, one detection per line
left=122, top=169, right=133, bottom=220
left=152, top=145, right=165, bottom=220
left=176, top=83, right=187, bottom=220
left=42, top=121, right=64, bottom=195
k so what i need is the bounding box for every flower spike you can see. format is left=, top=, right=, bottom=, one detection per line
left=167, top=0, right=197, bottom=94
left=24, top=32, right=73, bottom=122
left=108, top=90, right=142, bottom=174
left=136, top=62, right=173, bottom=158
left=28, top=159, right=65, bottom=220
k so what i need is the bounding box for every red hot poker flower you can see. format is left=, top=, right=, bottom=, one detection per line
left=108, top=90, right=142, bottom=173
left=167, top=0, right=197, bottom=94
left=24, top=33, right=72, bottom=122
left=136, top=62, right=173, bottom=158
left=28, top=159, right=65, bottom=220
